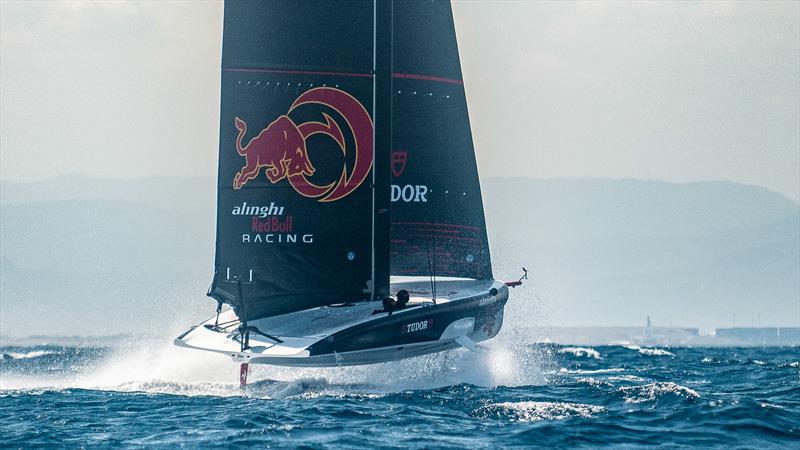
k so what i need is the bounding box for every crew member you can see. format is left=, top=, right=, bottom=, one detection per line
left=372, top=290, right=410, bottom=315
left=395, top=290, right=410, bottom=310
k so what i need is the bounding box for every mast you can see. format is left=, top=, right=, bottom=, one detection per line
left=372, top=0, right=393, bottom=300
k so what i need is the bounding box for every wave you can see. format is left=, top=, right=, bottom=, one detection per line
left=558, top=367, right=624, bottom=375
left=0, top=350, right=59, bottom=360
left=0, top=334, right=553, bottom=395
left=575, top=377, right=613, bottom=388
left=624, top=345, right=674, bottom=357
left=607, top=374, right=646, bottom=382
left=474, top=401, right=605, bottom=422
left=557, top=347, right=601, bottom=359
left=618, top=382, right=700, bottom=404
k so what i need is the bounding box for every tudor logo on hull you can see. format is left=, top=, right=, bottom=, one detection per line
left=402, top=319, right=433, bottom=334
left=233, top=87, right=374, bottom=202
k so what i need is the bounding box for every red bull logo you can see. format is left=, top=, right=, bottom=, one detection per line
left=232, top=87, right=373, bottom=202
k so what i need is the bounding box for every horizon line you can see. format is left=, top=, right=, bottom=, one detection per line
left=0, top=174, right=797, bottom=203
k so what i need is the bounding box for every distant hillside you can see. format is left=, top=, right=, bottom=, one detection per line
left=1, top=176, right=797, bottom=336
left=1, top=199, right=213, bottom=275
left=483, top=178, right=799, bottom=330
left=0, top=175, right=214, bottom=213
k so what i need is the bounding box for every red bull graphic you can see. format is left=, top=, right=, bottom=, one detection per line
left=232, top=87, right=374, bottom=202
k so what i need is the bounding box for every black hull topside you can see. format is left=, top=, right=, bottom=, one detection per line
left=301, top=283, right=507, bottom=366
left=176, top=278, right=509, bottom=367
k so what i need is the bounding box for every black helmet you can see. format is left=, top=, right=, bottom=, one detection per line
left=396, top=289, right=410, bottom=306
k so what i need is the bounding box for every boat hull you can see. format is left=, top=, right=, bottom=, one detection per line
left=175, top=278, right=508, bottom=367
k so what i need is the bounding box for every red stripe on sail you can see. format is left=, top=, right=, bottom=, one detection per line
left=392, top=73, right=463, bottom=85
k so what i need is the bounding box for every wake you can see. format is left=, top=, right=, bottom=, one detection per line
left=0, top=330, right=552, bottom=398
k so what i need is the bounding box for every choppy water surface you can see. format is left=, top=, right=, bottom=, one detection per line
left=1, top=340, right=797, bottom=448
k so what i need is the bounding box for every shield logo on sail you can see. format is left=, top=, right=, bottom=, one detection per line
left=391, top=150, right=408, bottom=178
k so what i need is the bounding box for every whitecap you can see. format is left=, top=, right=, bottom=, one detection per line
left=109, top=380, right=241, bottom=398
left=760, top=402, right=784, bottom=409
left=618, top=382, right=699, bottom=403
left=639, top=348, right=674, bottom=357
left=575, top=377, right=612, bottom=387
left=625, top=345, right=674, bottom=357
left=607, top=375, right=646, bottom=382
left=0, top=350, right=58, bottom=360
left=558, top=367, right=624, bottom=375
left=557, top=347, right=601, bottom=359
left=474, top=401, right=605, bottom=422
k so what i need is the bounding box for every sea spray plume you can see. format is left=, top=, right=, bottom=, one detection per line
left=0, top=343, right=112, bottom=391
left=0, top=334, right=242, bottom=395
left=71, top=338, right=238, bottom=396
left=7, top=337, right=553, bottom=398
left=245, top=339, right=552, bottom=395
left=235, top=282, right=554, bottom=393
left=1, top=350, right=58, bottom=360
left=5, top=284, right=555, bottom=396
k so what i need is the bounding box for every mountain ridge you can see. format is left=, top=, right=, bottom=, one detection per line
left=1, top=176, right=797, bottom=335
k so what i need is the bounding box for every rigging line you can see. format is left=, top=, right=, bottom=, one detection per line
left=215, top=318, right=240, bottom=327
left=235, top=276, right=249, bottom=351
left=214, top=300, right=223, bottom=328
left=432, top=230, right=437, bottom=303
left=426, top=236, right=435, bottom=305
left=245, top=326, right=284, bottom=344
left=369, top=0, right=377, bottom=300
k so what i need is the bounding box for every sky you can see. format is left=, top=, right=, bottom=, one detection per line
left=1, top=1, right=798, bottom=201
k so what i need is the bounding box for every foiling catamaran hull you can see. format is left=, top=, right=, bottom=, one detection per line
left=175, top=278, right=508, bottom=367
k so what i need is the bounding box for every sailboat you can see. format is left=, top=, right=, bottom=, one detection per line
left=175, top=0, right=523, bottom=380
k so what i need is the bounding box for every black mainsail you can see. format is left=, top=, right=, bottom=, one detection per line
left=210, top=0, right=391, bottom=321
left=209, top=0, right=490, bottom=322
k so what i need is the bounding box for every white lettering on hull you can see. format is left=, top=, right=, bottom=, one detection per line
left=402, top=319, right=433, bottom=334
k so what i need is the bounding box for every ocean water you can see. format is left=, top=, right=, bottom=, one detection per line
left=0, top=339, right=797, bottom=449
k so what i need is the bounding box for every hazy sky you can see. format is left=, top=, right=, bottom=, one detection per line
left=2, top=1, right=798, bottom=201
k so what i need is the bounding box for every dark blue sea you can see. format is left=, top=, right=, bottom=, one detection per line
left=1, top=339, right=797, bottom=449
